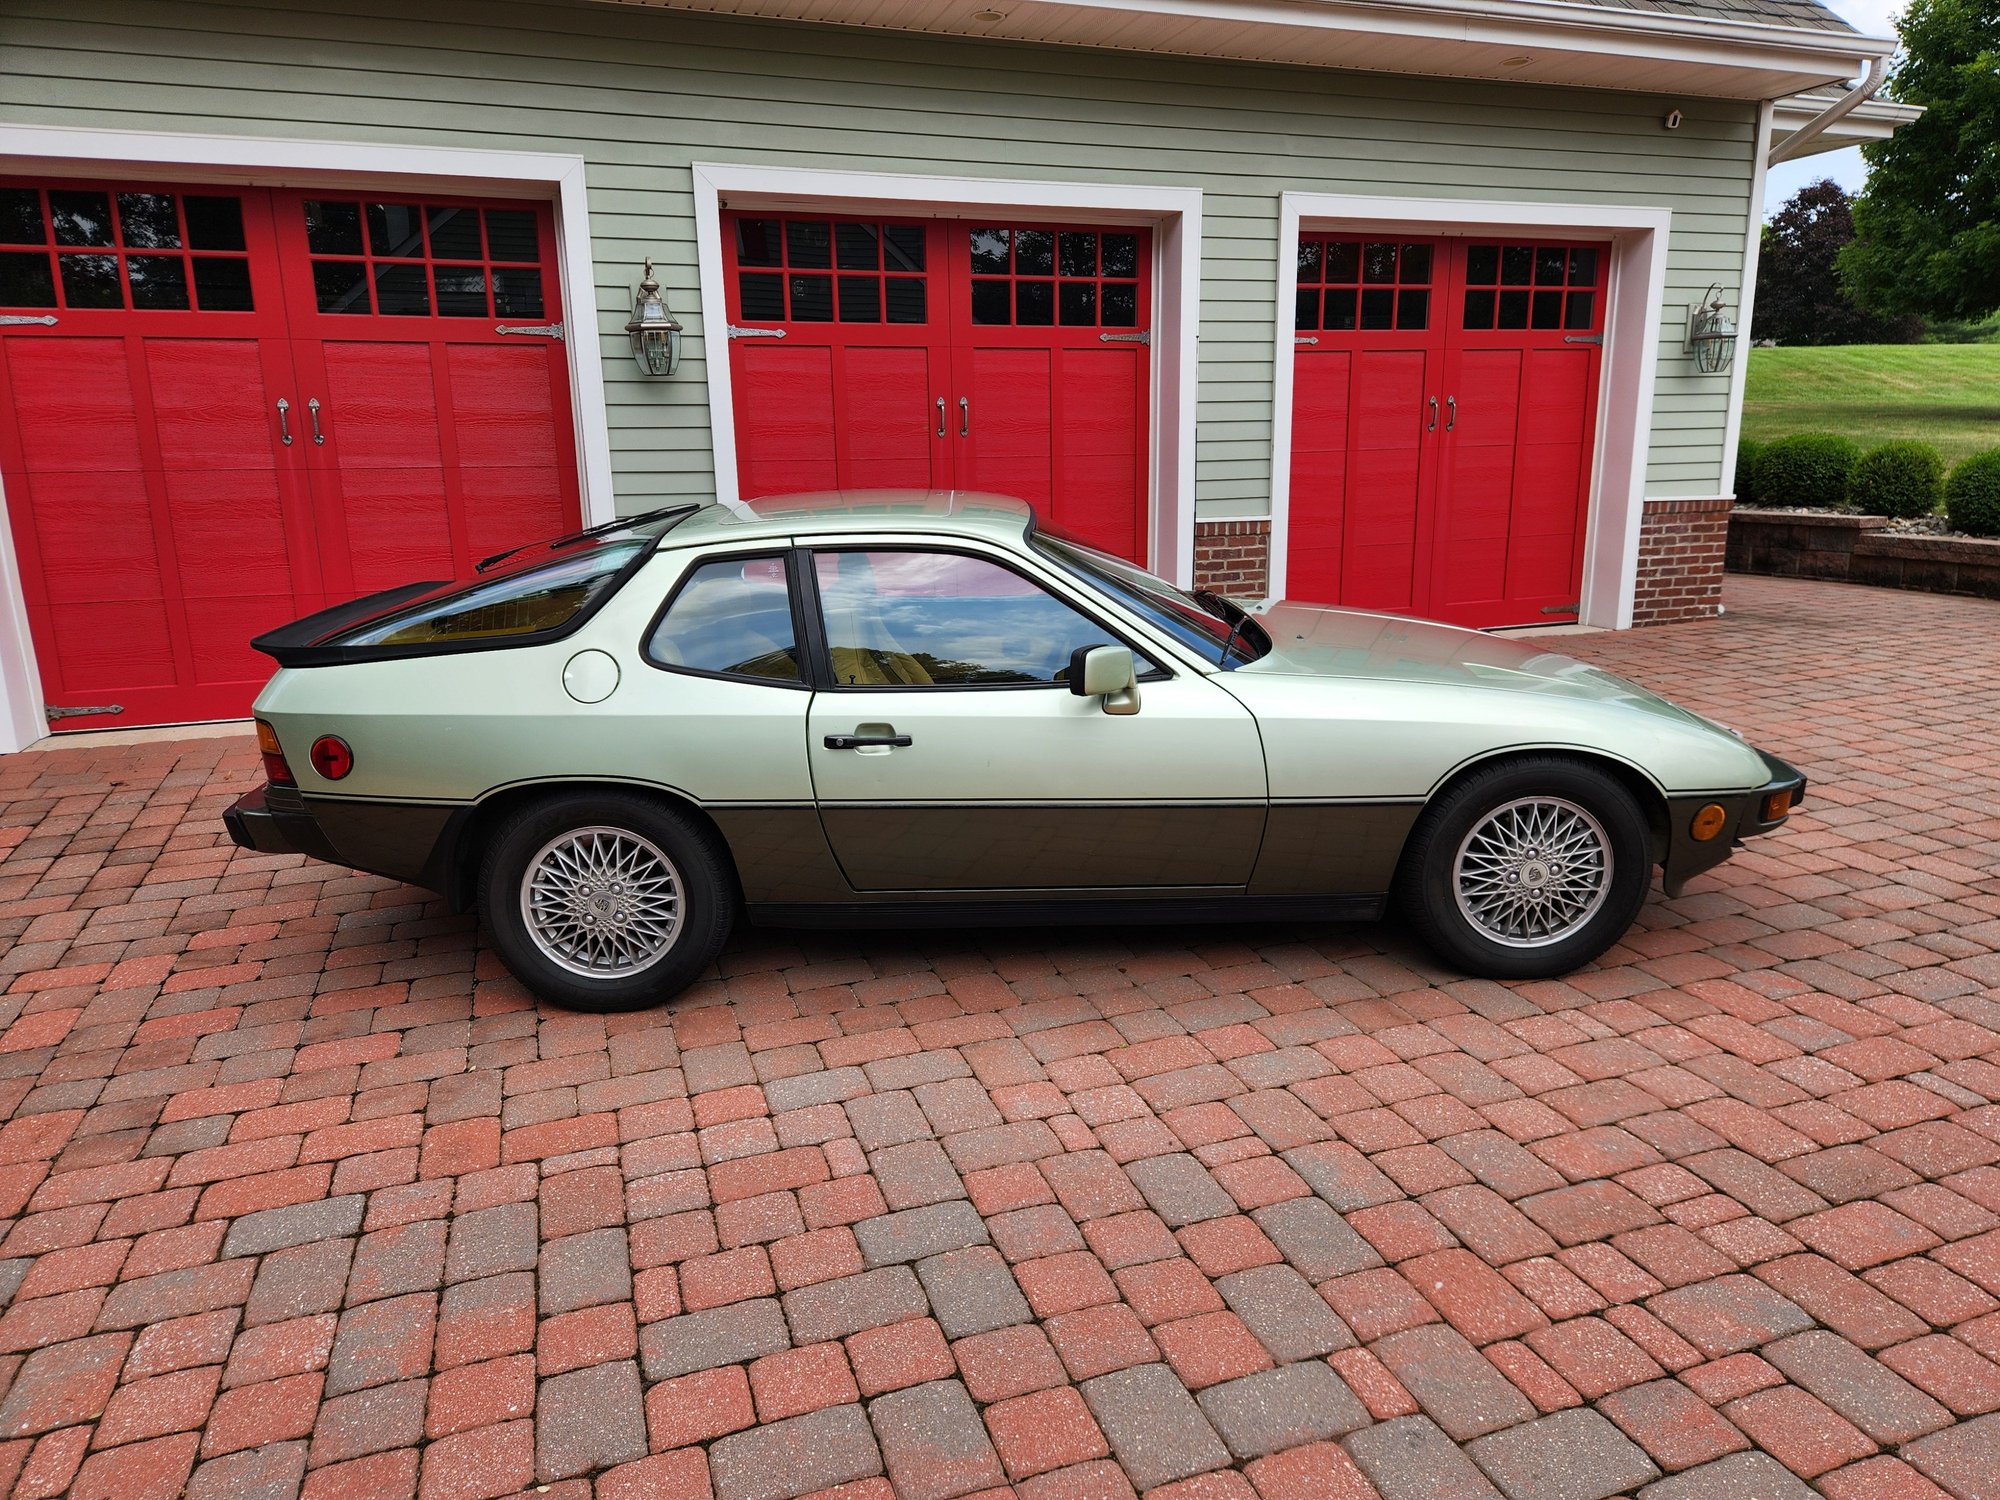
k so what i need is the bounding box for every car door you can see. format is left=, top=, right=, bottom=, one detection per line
left=802, top=542, right=1266, bottom=892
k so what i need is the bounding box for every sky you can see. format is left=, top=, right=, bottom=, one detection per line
left=1762, top=0, right=1905, bottom=216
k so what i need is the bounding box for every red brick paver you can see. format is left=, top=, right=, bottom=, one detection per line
left=0, top=575, right=1998, bottom=1498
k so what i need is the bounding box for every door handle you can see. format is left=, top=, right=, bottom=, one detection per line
left=959, top=396, right=969, bottom=438
left=307, top=397, right=325, bottom=445
left=1427, top=396, right=1438, bottom=433
left=1446, top=395, right=1457, bottom=433
left=276, top=397, right=293, bottom=446
left=935, top=396, right=946, bottom=439
left=825, top=733, right=914, bottom=750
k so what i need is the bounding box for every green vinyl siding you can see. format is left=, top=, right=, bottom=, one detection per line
left=1, top=0, right=1759, bottom=517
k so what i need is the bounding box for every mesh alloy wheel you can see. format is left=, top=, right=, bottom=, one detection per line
left=518, top=825, right=684, bottom=978
left=1451, top=795, right=1613, bottom=949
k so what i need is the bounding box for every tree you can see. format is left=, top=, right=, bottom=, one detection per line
left=1842, top=0, right=2000, bottom=323
left=1755, top=179, right=1922, bottom=344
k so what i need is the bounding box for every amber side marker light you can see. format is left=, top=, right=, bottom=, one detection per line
left=1760, top=789, right=1794, bottom=823
left=255, top=720, right=295, bottom=786
left=310, top=735, right=355, bottom=781
left=1689, top=803, right=1728, bottom=842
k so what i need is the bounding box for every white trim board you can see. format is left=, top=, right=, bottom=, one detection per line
left=1722, top=101, right=1777, bottom=500
left=0, top=124, right=615, bottom=753
left=1267, top=192, right=1673, bottom=632
left=691, top=162, right=1204, bottom=584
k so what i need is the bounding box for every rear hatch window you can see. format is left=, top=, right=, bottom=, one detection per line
left=254, top=505, right=696, bottom=666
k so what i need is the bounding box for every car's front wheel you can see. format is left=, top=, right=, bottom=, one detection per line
left=1395, top=756, right=1652, bottom=980
left=480, top=791, right=734, bottom=1011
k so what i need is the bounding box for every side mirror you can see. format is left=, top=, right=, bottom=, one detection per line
left=1067, top=645, right=1141, bottom=716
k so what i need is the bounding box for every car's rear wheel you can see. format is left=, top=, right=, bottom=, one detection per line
left=480, top=791, right=734, bottom=1011
left=1395, top=756, right=1651, bottom=980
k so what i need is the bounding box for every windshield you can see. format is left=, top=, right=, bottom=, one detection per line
left=1033, top=535, right=1267, bottom=668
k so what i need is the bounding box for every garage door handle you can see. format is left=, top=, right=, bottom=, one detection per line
left=959, top=396, right=970, bottom=438
left=1446, top=395, right=1457, bottom=433
left=935, top=396, right=945, bottom=438
left=825, top=733, right=913, bottom=750
left=276, top=398, right=293, bottom=446
left=307, top=398, right=325, bottom=446
left=1427, top=396, right=1438, bottom=433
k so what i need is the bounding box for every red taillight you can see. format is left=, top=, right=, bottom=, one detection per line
left=256, top=720, right=295, bottom=785
left=310, top=735, right=354, bottom=781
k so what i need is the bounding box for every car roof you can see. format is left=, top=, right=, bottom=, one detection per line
left=658, top=490, right=1038, bottom=550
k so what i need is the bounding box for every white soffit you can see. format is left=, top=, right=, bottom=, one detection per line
left=595, top=0, right=1896, bottom=101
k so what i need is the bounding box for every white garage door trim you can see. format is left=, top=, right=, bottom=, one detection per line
left=1270, top=192, right=1673, bottom=632
left=692, top=162, right=1203, bottom=587
left=0, top=124, right=610, bottom=753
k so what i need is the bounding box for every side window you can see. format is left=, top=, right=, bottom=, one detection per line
left=813, top=549, right=1156, bottom=688
left=647, top=555, right=802, bottom=683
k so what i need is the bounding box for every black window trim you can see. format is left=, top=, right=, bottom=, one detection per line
left=797, top=540, right=1173, bottom=694
left=638, top=544, right=818, bottom=691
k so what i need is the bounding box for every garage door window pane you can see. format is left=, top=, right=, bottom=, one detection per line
left=436, top=267, right=489, bottom=317
left=814, top=549, right=1151, bottom=688
left=427, top=206, right=482, bottom=260
left=183, top=196, right=246, bottom=251
left=485, top=210, right=539, bottom=263
left=192, top=257, right=255, bottom=312
left=58, top=253, right=121, bottom=308
left=368, top=203, right=427, bottom=258
left=117, top=194, right=180, bottom=250
left=490, top=268, right=543, bottom=318
left=50, top=191, right=113, bottom=246
left=0, top=252, right=56, bottom=307
left=314, top=260, right=370, bottom=314
left=305, top=200, right=364, bottom=256
left=126, top=254, right=190, bottom=310
left=647, top=555, right=800, bottom=683
left=885, top=278, right=926, bottom=324
left=0, top=189, right=43, bottom=245
left=374, top=264, right=429, bottom=315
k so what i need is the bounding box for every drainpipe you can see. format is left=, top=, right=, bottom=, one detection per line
left=1768, top=55, right=1888, bottom=165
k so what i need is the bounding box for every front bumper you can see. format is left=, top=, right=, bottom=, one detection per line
left=1660, top=749, right=1808, bottom=898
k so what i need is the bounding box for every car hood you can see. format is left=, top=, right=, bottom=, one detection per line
left=1240, top=602, right=1711, bottom=726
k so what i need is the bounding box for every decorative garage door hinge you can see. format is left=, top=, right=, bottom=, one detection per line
left=1564, top=334, right=1603, bottom=346
left=0, top=315, right=58, bottom=327
left=728, top=325, right=786, bottom=339
left=1099, top=330, right=1150, bottom=345
left=45, top=703, right=124, bottom=723
left=1542, top=603, right=1581, bottom=615
left=1295, top=335, right=1319, bottom=346
left=494, top=322, right=564, bottom=339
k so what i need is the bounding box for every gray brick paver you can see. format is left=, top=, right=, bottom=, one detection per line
left=1081, top=1362, right=1230, bottom=1490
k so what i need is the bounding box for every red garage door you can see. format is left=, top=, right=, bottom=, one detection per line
left=1288, top=236, right=1605, bottom=628
left=0, top=180, right=579, bottom=730
left=724, top=213, right=1152, bottom=564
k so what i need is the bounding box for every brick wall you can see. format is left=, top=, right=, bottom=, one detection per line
left=1193, top=519, right=1271, bottom=598
left=1632, top=497, right=1732, bottom=626
left=1190, top=506, right=1729, bottom=625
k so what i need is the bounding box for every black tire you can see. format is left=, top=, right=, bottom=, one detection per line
left=479, top=791, right=735, bottom=1012
left=1394, top=756, right=1651, bottom=981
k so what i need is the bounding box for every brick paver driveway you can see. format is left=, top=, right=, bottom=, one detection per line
left=0, top=575, right=1997, bottom=1500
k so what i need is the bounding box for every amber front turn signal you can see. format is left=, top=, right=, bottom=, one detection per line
left=1689, top=803, right=1728, bottom=842
left=1760, top=790, right=1794, bottom=823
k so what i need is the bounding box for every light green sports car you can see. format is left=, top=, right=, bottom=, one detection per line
left=226, top=491, right=1804, bottom=1012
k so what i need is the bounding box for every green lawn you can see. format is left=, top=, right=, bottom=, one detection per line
left=1743, top=345, right=2000, bottom=466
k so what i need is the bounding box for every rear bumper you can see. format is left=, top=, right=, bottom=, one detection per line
left=1661, top=750, right=1808, bottom=898
left=225, top=784, right=460, bottom=891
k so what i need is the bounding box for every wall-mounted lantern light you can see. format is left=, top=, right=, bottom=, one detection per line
left=626, top=258, right=682, bottom=377
left=1685, top=284, right=1739, bottom=374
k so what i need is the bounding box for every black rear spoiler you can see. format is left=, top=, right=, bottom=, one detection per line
left=251, top=581, right=449, bottom=668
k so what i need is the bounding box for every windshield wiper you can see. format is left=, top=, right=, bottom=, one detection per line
left=1193, top=589, right=1255, bottom=667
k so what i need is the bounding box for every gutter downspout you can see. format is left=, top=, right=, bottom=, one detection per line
left=1768, top=55, right=1888, bottom=164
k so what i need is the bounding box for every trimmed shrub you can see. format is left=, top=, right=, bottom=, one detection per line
left=1854, top=440, right=1945, bottom=520
left=1734, top=437, right=1764, bottom=506
left=1753, top=433, right=1861, bottom=510
left=1945, top=449, right=2000, bottom=537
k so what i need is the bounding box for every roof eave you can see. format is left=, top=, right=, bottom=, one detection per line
left=597, top=0, right=1897, bottom=101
